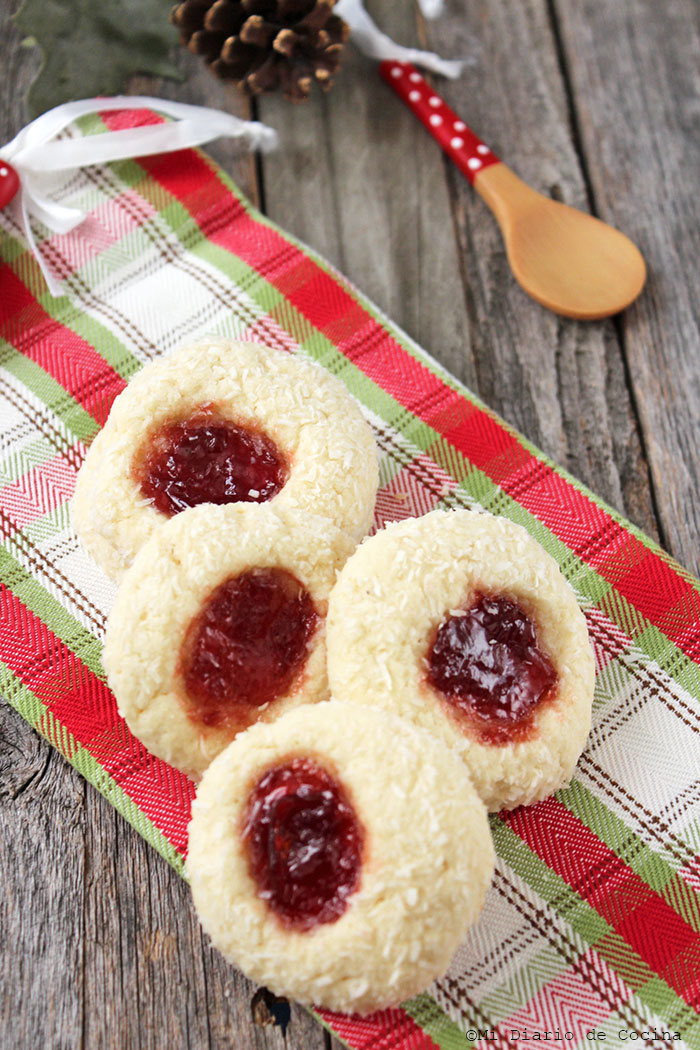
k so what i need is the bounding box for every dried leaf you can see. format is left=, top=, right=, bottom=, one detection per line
left=14, top=0, right=183, bottom=118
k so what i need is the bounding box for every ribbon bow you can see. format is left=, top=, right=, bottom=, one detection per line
left=0, top=97, right=278, bottom=297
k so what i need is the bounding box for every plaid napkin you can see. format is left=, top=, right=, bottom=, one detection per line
left=1, top=108, right=699, bottom=1050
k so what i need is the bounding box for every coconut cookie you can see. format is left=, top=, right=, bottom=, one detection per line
left=72, top=339, right=378, bottom=580
left=326, top=510, right=595, bottom=811
left=187, top=701, right=495, bottom=1015
left=103, top=503, right=354, bottom=780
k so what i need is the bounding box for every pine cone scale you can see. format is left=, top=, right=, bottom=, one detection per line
left=171, top=0, right=348, bottom=101
left=189, top=29, right=226, bottom=62
left=298, top=0, right=336, bottom=31
left=204, top=0, right=245, bottom=33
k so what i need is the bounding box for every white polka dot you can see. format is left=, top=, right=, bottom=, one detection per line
left=428, top=97, right=441, bottom=108
left=0, top=167, right=7, bottom=177
left=477, top=144, right=489, bottom=155
left=429, top=114, right=443, bottom=126
left=390, top=66, right=402, bottom=78
left=467, top=157, right=482, bottom=170
left=450, top=137, right=465, bottom=150
left=409, top=72, right=422, bottom=82
left=453, top=120, right=466, bottom=131
left=409, top=90, right=421, bottom=102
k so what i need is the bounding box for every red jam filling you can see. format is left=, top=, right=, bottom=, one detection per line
left=242, top=757, right=364, bottom=930
left=180, top=568, right=319, bottom=730
left=135, top=405, right=288, bottom=516
left=427, top=594, right=557, bottom=744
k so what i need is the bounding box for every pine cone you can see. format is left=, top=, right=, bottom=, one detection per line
left=171, top=0, right=350, bottom=102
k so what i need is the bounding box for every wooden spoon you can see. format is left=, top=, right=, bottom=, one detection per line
left=381, top=61, right=646, bottom=320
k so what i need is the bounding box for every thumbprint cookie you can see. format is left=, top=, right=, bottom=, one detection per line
left=73, top=339, right=378, bottom=580
left=187, top=701, right=495, bottom=1014
left=326, top=510, right=595, bottom=811
left=103, top=503, right=353, bottom=779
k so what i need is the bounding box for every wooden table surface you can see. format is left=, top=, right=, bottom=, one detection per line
left=2, top=1, right=699, bottom=1047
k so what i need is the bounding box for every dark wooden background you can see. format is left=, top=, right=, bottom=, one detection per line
left=1, top=1, right=699, bottom=1047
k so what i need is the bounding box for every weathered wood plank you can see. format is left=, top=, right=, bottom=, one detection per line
left=258, top=9, right=481, bottom=393
left=0, top=0, right=40, bottom=137
left=549, top=0, right=700, bottom=572
left=0, top=715, right=84, bottom=1049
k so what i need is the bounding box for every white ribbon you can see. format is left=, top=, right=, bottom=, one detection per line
left=337, top=0, right=463, bottom=77
left=0, top=97, right=278, bottom=297
left=416, top=0, right=445, bottom=17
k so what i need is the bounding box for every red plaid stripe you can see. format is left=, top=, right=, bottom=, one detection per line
left=504, top=801, right=700, bottom=1006
left=0, top=585, right=194, bottom=853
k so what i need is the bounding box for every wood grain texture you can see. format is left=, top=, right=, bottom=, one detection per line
left=0, top=717, right=84, bottom=1048
left=259, top=5, right=481, bottom=394
left=2, top=0, right=698, bottom=1046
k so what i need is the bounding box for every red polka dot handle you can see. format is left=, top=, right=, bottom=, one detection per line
left=379, top=61, right=500, bottom=186
left=384, top=59, right=645, bottom=319
left=0, top=161, right=20, bottom=209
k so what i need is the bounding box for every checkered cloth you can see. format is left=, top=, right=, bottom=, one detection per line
left=1, top=108, right=699, bottom=1050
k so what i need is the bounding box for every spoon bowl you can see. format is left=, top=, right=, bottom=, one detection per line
left=474, top=163, right=646, bottom=320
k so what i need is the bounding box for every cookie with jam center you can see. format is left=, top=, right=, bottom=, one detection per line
left=72, top=339, right=378, bottom=580
left=103, top=503, right=353, bottom=780
left=326, top=509, right=595, bottom=811
left=187, top=701, right=495, bottom=1014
